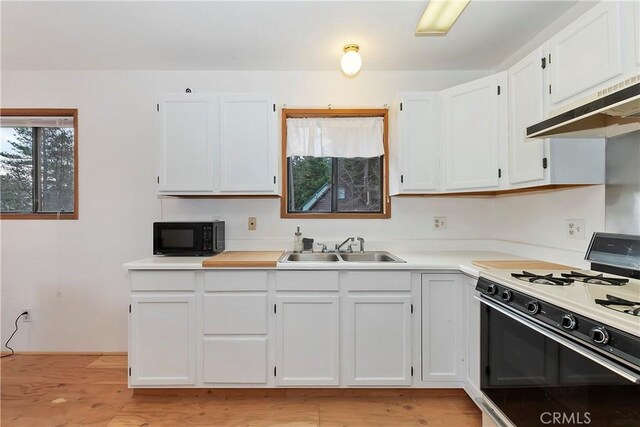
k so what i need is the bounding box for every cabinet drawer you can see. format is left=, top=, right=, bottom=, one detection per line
left=204, top=271, right=268, bottom=291
left=130, top=271, right=195, bottom=291
left=203, top=293, right=267, bottom=334
left=203, top=337, right=267, bottom=384
left=276, top=271, right=339, bottom=291
left=342, top=271, right=411, bottom=291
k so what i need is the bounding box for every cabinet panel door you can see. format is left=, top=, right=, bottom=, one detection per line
left=422, top=275, right=464, bottom=382
left=129, top=295, right=196, bottom=386
left=398, top=93, right=439, bottom=192
left=202, top=337, right=267, bottom=384
left=508, top=48, right=546, bottom=185
left=275, top=296, right=340, bottom=386
left=347, top=295, right=412, bottom=386
left=442, top=74, right=501, bottom=190
left=203, top=293, right=267, bottom=335
left=464, top=277, right=481, bottom=394
left=549, top=2, right=622, bottom=107
left=219, top=95, right=277, bottom=193
left=158, top=95, right=215, bottom=192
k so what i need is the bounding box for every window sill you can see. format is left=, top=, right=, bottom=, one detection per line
left=0, top=213, right=78, bottom=220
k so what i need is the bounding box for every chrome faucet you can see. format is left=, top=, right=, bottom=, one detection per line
left=335, top=237, right=355, bottom=253
left=355, top=237, right=365, bottom=253
left=315, top=242, right=328, bottom=253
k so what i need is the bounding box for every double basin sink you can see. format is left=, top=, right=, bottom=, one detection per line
left=281, top=251, right=405, bottom=263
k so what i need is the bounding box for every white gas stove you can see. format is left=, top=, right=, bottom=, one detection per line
left=480, top=268, right=640, bottom=337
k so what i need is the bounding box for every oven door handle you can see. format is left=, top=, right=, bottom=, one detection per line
left=476, top=295, right=640, bottom=384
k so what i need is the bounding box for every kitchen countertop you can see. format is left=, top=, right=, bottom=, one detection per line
left=124, top=250, right=523, bottom=278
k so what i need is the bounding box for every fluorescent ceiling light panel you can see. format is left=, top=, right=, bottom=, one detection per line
left=415, top=0, right=470, bottom=36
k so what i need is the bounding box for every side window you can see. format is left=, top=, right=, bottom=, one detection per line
left=0, top=109, right=78, bottom=219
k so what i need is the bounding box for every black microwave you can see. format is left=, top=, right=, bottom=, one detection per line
left=153, top=221, right=225, bottom=256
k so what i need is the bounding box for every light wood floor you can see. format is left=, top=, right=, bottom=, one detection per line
left=1, top=355, right=481, bottom=426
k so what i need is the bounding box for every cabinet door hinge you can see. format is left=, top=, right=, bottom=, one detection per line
left=410, top=304, right=414, bottom=314
left=128, top=304, right=131, bottom=313
left=497, top=86, right=501, bottom=95
left=274, top=304, right=277, bottom=314
left=128, top=367, right=131, bottom=376
left=542, top=157, right=548, bottom=169
left=400, top=175, right=404, bottom=184
left=498, top=168, right=502, bottom=178
left=273, top=104, right=276, bottom=112
left=411, top=366, right=414, bottom=377
left=400, top=102, right=403, bottom=111
left=541, top=57, right=546, bottom=69
left=274, top=366, right=277, bottom=376
left=156, top=104, right=159, bottom=112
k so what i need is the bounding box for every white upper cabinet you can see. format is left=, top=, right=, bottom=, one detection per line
left=158, top=94, right=216, bottom=193
left=158, top=93, right=278, bottom=195
left=219, top=95, right=278, bottom=193
left=441, top=73, right=506, bottom=191
left=634, top=0, right=640, bottom=68
left=548, top=1, right=623, bottom=109
left=508, top=47, right=546, bottom=185
left=395, top=93, right=439, bottom=193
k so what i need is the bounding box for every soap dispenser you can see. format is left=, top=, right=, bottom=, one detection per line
left=294, top=226, right=303, bottom=253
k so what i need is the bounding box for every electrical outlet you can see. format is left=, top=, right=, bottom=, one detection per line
left=22, top=309, right=31, bottom=322
left=566, top=219, right=585, bottom=239
left=248, top=217, right=257, bottom=231
left=433, top=216, right=447, bottom=231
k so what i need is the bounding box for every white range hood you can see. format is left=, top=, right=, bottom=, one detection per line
left=527, top=81, right=640, bottom=139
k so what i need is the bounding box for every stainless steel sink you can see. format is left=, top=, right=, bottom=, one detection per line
left=283, top=253, right=341, bottom=262
left=280, top=251, right=404, bottom=263
left=340, top=251, right=405, bottom=263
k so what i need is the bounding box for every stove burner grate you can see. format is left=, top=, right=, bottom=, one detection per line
left=595, top=294, right=640, bottom=317
left=561, top=271, right=629, bottom=286
left=511, top=271, right=574, bottom=286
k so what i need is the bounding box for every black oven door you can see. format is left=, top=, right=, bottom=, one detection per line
left=479, top=297, right=640, bottom=427
left=153, top=223, right=203, bottom=255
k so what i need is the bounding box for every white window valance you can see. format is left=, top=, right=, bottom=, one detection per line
left=286, top=117, right=384, bottom=158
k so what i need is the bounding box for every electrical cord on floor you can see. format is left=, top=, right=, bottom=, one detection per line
left=1, top=311, right=28, bottom=359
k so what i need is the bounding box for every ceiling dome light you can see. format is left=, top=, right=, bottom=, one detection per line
left=340, top=44, right=362, bottom=76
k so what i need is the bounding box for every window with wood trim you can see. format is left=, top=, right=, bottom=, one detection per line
left=281, top=109, right=390, bottom=219
left=0, top=109, right=78, bottom=219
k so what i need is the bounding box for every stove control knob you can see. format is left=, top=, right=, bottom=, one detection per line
left=560, top=314, right=577, bottom=330
left=501, top=290, right=513, bottom=302
left=590, top=327, right=610, bottom=345
left=487, top=284, right=497, bottom=295
left=526, top=300, right=540, bottom=315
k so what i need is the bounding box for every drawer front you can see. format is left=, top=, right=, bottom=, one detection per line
left=203, top=337, right=267, bottom=384
left=203, top=293, right=268, bottom=334
left=342, top=271, right=411, bottom=291
left=276, top=271, right=339, bottom=291
left=130, top=271, right=195, bottom=291
left=204, top=271, right=268, bottom=291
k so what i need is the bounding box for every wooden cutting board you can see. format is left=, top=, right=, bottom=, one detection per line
left=472, top=260, right=576, bottom=270
left=202, top=251, right=284, bottom=268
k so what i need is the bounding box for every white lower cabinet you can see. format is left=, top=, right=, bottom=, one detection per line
left=202, top=271, right=269, bottom=385
left=275, top=295, right=340, bottom=386
left=129, top=294, right=196, bottom=386
left=347, top=294, right=412, bottom=386
left=421, top=274, right=464, bottom=382
left=463, top=275, right=481, bottom=396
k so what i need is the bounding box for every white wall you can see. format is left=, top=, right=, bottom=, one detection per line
left=493, top=185, right=606, bottom=268
left=0, top=69, right=499, bottom=351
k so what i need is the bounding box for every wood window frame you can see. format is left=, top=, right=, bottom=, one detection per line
left=281, top=108, right=390, bottom=219
left=0, top=108, right=79, bottom=220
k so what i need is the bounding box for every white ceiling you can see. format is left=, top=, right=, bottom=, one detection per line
left=1, top=0, right=581, bottom=71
